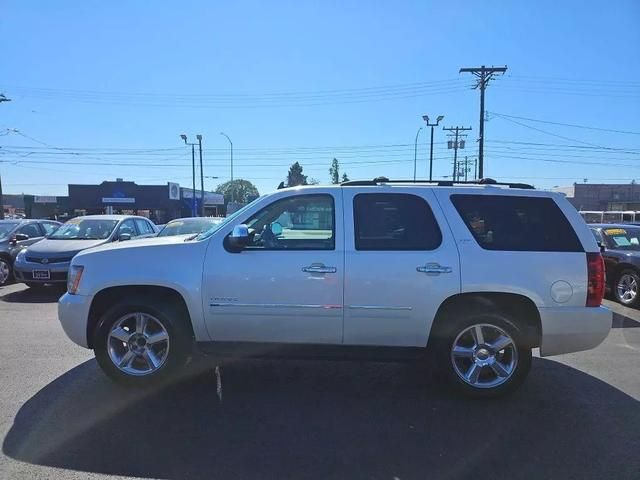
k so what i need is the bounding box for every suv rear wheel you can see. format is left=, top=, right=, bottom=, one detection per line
left=434, top=311, right=532, bottom=398
left=614, top=269, right=640, bottom=308
left=93, top=299, right=193, bottom=386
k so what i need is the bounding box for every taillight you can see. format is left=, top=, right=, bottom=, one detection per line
left=586, top=253, right=605, bottom=307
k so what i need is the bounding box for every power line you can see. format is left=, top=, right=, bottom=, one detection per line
left=488, top=112, right=640, bottom=135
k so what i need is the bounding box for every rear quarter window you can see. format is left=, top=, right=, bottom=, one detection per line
left=451, top=194, right=583, bottom=252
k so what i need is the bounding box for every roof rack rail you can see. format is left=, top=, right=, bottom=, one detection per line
left=340, top=177, right=535, bottom=189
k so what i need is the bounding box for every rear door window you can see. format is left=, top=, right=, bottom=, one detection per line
left=451, top=194, right=583, bottom=252
left=353, top=193, right=442, bottom=251
left=135, top=219, right=154, bottom=235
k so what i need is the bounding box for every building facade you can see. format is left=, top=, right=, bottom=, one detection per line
left=552, top=183, right=640, bottom=211
left=68, top=180, right=223, bottom=223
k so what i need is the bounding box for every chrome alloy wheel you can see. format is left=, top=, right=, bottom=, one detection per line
left=450, top=323, right=518, bottom=389
left=107, top=312, right=170, bottom=376
left=616, top=274, right=638, bottom=304
left=0, top=259, right=9, bottom=285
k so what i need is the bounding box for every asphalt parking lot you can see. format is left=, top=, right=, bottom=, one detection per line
left=0, top=283, right=638, bottom=480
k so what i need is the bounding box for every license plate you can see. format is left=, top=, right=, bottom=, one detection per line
left=32, top=270, right=50, bottom=280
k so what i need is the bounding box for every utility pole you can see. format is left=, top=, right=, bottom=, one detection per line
left=197, top=135, right=204, bottom=216
left=0, top=95, right=11, bottom=220
left=443, top=126, right=471, bottom=182
left=413, top=127, right=423, bottom=181
left=459, top=65, right=507, bottom=179
left=180, top=134, right=199, bottom=216
left=422, top=115, right=444, bottom=181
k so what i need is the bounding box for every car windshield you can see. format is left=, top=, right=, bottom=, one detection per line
left=158, top=218, right=221, bottom=237
left=602, top=227, right=640, bottom=251
left=0, top=223, right=19, bottom=240
left=196, top=197, right=264, bottom=241
left=48, top=219, right=119, bottom=240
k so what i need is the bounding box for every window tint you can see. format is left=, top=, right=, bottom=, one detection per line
left=16, top=223, right=42, bottom=239
left=241, top=194, right=334, bottom=250
left=451, top=194, right=583, bottom=252
left=40, top=222, right=59, bottom=235
left=135, top=219, right=154, bottom=235
left=117, top=219, right=137, bottom=237
left=353, top=193, right=442, bottom=251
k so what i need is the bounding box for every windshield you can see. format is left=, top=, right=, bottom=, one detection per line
left=602, top=227, right=640, bottom=251
left=158, top=218, right=220, bottom=237
left=0, top=223, right=19, bottom=240
left=48, top=219, right=119, bottom=240
left=196, top=197, right=264, bottom=241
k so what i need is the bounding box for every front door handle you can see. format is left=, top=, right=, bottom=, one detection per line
left=302, top=263, right=337, bottom=274
left=417, top=263, right=452, bottom=275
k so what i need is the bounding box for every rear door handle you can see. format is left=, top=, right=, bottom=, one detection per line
left=417, top=263, right=452, bottom=275
left=302, top=264, right=337, bottom=274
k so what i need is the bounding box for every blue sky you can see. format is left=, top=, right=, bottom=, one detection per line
left=1, top=0, right=639, bottom=196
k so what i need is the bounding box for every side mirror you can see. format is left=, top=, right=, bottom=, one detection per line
left=597, top=241, right=605, bottom=253
left=118, top=232, right=132, bottom=242
left=10, top=233, right=29, bottom=244
left=227, top=224, right=249, bottom=252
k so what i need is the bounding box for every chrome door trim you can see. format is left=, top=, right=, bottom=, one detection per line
left=347, top=305, right=413, bottom=311
left=210, top=302, right=342, bottom=309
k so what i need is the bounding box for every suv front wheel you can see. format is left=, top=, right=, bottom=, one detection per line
left=93, top=299, right=193, bottom=386
left=434, top=312, right=532, bottom=398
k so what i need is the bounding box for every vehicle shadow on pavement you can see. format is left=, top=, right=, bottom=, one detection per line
left=612, top=312, right=640, bottom=328
left=3, top=358, right=640, bottom=480
left=0, top=286, right=64, bottom=304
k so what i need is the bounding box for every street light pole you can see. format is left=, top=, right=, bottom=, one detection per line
left=197, top=135, right=204, bottom=216
left=181, top=134, right=198, bottom=217
left=413, top=127, right=423, bottom=181
left=422, top=114, right=445, bottom=181
left=220, top=132, right=233, bottom=202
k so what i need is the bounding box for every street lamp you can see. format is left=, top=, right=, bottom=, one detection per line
left=220, top=132, right=233, bottom=201
left=422, top=114, right=445, bottom=181
left=413, top=127, right=423, bottom=181
left=180, top=134, right=202, bottom=216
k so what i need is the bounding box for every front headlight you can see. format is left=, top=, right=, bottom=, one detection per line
left=67, top=265, right=84, bottom=294
left=16, top=249, right=27, bottom=262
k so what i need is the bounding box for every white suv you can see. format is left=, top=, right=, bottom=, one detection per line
left=58, top=179, right=611, bottom=397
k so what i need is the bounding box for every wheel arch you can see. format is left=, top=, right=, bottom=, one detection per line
left=428, top=292, right=542, bottom=349
left=87, top=285, right=194, bottom=349
left=611, top=262, right=640, bottom=282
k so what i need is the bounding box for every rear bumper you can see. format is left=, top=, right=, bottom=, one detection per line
left=58, top=292, right=93, bottom=348
left=539, top=306, right=612, bottom=356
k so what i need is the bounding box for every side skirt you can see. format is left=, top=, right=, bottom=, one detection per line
left=196, top=341, right=426, bottom=363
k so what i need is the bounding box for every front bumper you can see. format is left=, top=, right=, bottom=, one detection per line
left=13, top=259, right=70, bottom=284
left=539, top=306, right=612, bottom=357
left=58, top=292, right=93, bottom=348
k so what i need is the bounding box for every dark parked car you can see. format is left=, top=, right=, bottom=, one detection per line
left=589, top=224, right=640, bottom=307
left=0, top=219, right=61, bottom=286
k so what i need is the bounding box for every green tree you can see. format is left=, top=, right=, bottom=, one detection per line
left=329, top=158, right=340, bottom=184
left=215, top=179, right=259, bottom=204
left=287, top=161, right=308, bottom=187
left=341, top=172, right=350, bottom=182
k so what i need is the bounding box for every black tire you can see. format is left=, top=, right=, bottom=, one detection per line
left=0, top=257, right=12, bottom=286
left=93, top=297, right=194, bottom=387
left=613, top=269, right=640, bottom=308
left=432, top=311, right=532, bottom=398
